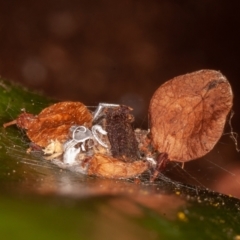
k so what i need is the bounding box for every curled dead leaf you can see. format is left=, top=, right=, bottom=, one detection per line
left=4, top=101, right=92, bottom=147
left=149, top=70, right=233, bottom=162
left=88, top=153, right=149, bottom=178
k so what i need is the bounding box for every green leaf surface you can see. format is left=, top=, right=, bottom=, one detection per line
left=0, top=78, right=240, bottom=240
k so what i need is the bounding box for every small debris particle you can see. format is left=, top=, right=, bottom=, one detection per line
left=177, top=212, right=188, bottom=222
left=213, top=202, right=220, bottom=207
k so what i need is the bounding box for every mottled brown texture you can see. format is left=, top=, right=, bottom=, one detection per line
left=149, top=70, right=233, bottom=162
left=4, top=101, right=93, bottom=147
left=105, top=105, right=139, bottom=161
left=87, top=153, right=148, bottom=178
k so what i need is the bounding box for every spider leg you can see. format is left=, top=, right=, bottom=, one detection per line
left=92, top=124, right=108, bottom=148
left=146, top=156, right=157, bottom=167
left=81, top=141, right=86, bottom=151
left=64, top=139, right=77, bottom=150
left=150, top=152, right=169, bottom=182
left=63, top=139, right=81, bottom=165
left=72, top=126, right=89, bottom=140
left=93, top=103, right=119, bottom=122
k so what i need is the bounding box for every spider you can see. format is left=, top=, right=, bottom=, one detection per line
left=61, top=103, right=154, bottom=166
left=49, top=103, right=154, bottom=178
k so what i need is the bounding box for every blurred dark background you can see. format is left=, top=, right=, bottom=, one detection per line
left=1, top=0, right=240, bottom=195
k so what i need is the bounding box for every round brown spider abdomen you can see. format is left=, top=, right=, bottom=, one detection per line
left=26, top=101, right=93, bottom=147
left=149, top=70, right=233, bottom=162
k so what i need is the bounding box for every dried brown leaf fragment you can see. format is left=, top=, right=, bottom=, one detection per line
left=4, top=101, right=92, bottom=147
left=87, top=153, right=149, bottom=178
left=149, top=70, right=233, bottom=162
